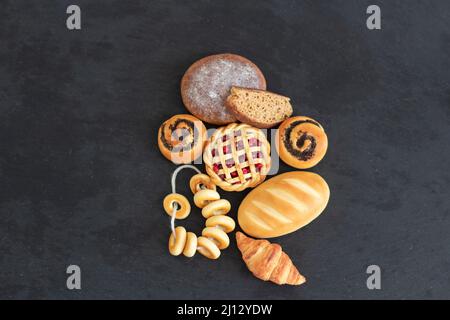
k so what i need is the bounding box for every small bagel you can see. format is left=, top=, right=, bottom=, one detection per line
left=205, top=215, right=236, bottom=233
left=168, top=226, right=187, bottom=256
left=163, top=193, right=191, bottom=219
left=189, top=173, right=217, bottom=194
left=201, top=199, right=231, bottom=218
left=197, top=236, right=221, bottom=259
left=183, top=232, right=198, bottom=258
left=193, top=189, right=220, bottom=208
left=202, top=227, right=230, bottom=250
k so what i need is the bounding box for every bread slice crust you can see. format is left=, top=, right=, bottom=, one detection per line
left=226, top=86, right=293, bottom=128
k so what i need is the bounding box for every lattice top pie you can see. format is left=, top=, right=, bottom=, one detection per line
left=203, top=123, right=271, bottom=192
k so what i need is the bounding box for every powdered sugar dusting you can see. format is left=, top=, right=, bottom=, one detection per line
left=186, top=58, right=263, bottom=123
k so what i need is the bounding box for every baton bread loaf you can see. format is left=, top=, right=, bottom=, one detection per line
left=238, top=171, right=330, bottom=238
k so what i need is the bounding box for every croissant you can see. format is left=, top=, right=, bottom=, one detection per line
left=236, top=232, right=306, bottom=286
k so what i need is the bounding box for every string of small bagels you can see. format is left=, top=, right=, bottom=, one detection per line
left=157, top=53, right=330, bottom=286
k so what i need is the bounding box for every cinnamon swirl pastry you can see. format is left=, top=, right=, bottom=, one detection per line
left=158, top=114, right=207, bottom=164
left=277, top=116, right=328, bottom=169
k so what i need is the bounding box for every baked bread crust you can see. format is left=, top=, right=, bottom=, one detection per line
left=276, top=116, right=328, bottom=169
left=236, top=232, right=306, bottom=286
left=225, top=87, right=293, bottom=128
left=238, top=171, right=330, bottom=238
left=181, top=54, right=266, bottom=125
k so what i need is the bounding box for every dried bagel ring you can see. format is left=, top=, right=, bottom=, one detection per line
left=197, top=236, right=221, bottom=259
left=202, top=227, right=230, bottom=250
left=189, top=173, right=216, bottom=194
left=158, top=114, right=207, bottom=164
left=168, top=227, right=197, bottom=257
left=168, top=226, right=187, bottom=256
left=205, top=215, right=236, bottom=233
left=193, top=189, right=220, bottom=208
left=182, top=232, right=198, bottom=258
left=277, top=116, right=328, bottom=169
left=201, top=199, right=231, bottom=218
left=163, top=193, right=191, bottom=219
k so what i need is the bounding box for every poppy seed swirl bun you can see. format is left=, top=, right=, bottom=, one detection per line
left=158, top=114, right=207, bottom=164
left=276, top=116, right=328, bottom=169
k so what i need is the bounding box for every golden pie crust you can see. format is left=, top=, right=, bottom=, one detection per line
left=203, top=123, right=271, bottom=192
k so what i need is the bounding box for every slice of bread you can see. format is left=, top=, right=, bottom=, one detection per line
left=225, top=86, right=293, bottom=128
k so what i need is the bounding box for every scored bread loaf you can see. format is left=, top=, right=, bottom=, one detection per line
left=225, top=87, right=293, bottom=128
left=238, top=171, right=330, bottom=238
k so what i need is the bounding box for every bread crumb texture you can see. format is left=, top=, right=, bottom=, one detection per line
left=227, top=87, right=293, bottom=128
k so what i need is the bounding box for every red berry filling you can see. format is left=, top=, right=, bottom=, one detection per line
left=210, top=130, right=266, bottom=185
left=225, top=159, right=235, bottom=168
left=252, top=151, right=261, bottom=159
left=249, top=138, right=260, bottom=147
left=239, top=154, right=247, bottom=162
left=213, top=163, right=223, bottom=174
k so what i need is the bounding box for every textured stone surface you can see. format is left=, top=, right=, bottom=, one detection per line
left=0, top=0, right=449, bottom=299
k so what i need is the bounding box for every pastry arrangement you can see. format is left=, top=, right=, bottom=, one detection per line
left=157, top=53, right=330, bottom=286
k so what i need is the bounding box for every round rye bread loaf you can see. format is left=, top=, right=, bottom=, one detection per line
left=181, top=53, right=266, bottom=125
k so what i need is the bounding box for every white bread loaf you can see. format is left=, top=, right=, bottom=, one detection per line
left=238, top=171, right=330, bottom=238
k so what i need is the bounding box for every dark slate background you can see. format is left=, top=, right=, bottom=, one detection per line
left=0, top=0, right=449, bottom=300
